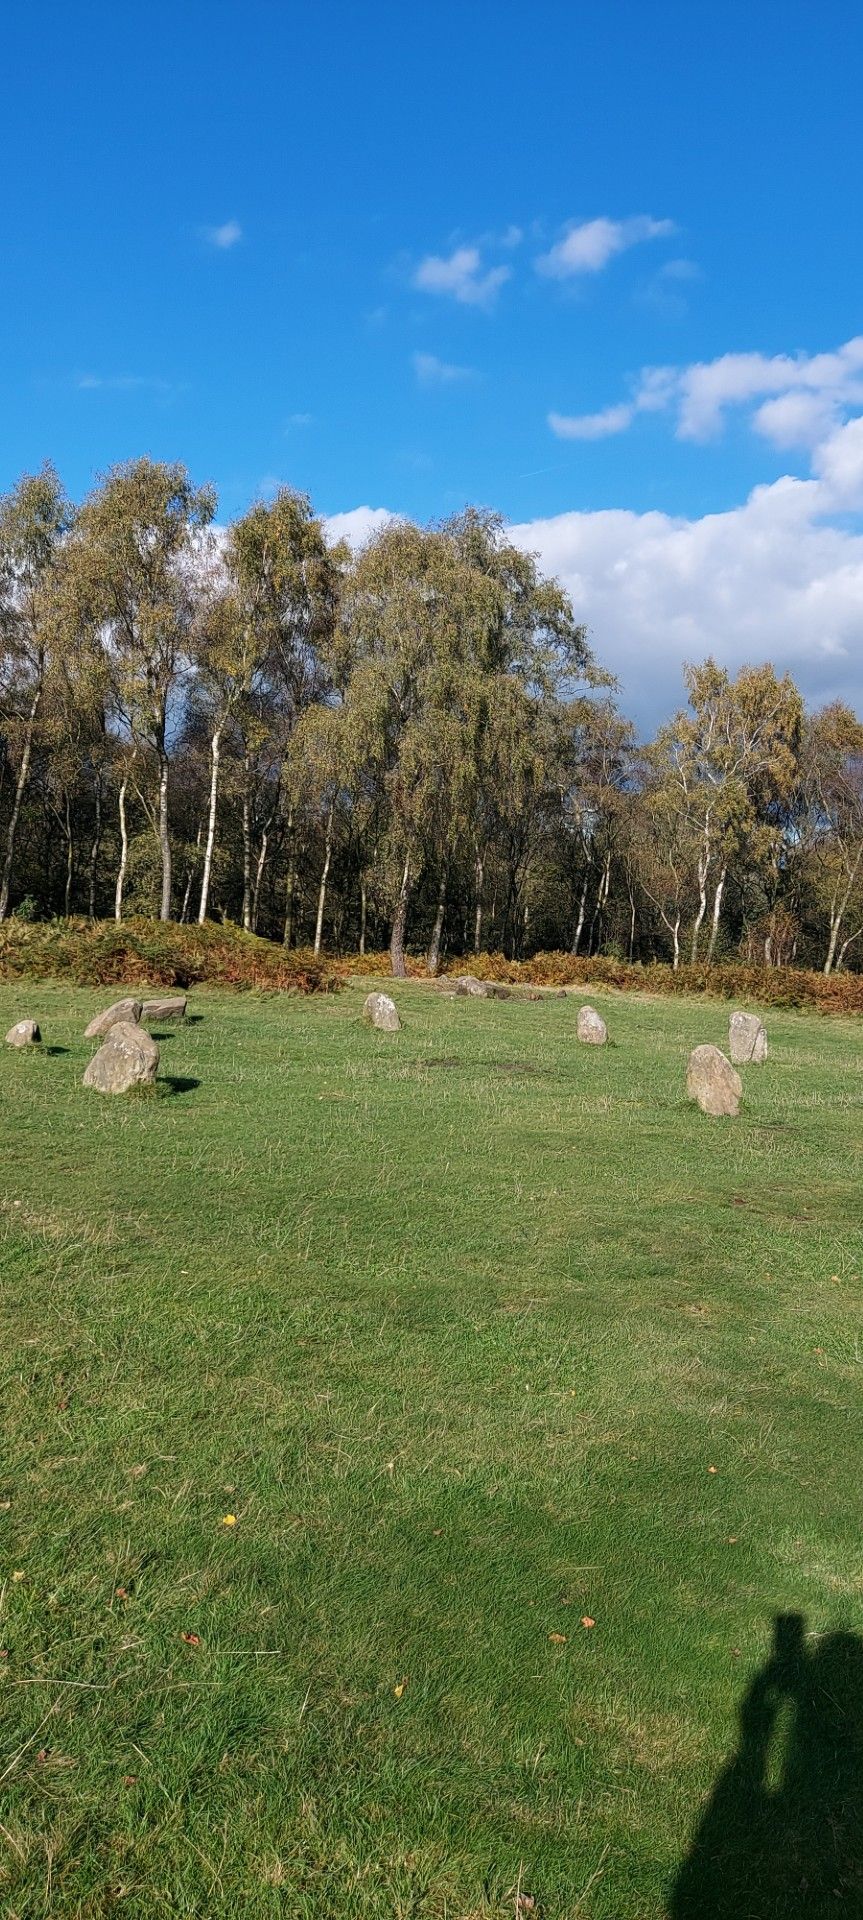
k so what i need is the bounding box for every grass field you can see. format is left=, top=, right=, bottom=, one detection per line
left=2, top=980, right=862, bottom=1918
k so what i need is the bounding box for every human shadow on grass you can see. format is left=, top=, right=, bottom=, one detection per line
left=668, top=1613, right=863, bottom=1918
left=158, top=1075, right=202, bottom=1096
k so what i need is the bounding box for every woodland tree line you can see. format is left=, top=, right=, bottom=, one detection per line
left=1, top=458, right=862, bottom=976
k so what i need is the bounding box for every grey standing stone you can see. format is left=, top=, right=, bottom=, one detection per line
left=729, top=1009, right=768, bottom=1064
left=83, top=1021, right=159, bottom=1094
left=577, top=1004, right=608, bottom=1045
left=141, top=995, right=188, bottom=1024
left=363, top=991, right=402, bottom=1032
left=5, top=1019, right=41, bottom=1047
left=686, top=1043, right=742, bottom=1117
left=85, top=998, right=142, bottom=1040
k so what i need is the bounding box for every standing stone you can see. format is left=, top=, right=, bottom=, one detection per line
left=84, top=998, right=142, bottom=1040
left=729, top=1010, right=768, bottom=1065
left=454, top=975, right=489, bottom=997
left=363, top=991, right=401, bottom=1032
left=141, top=995, right=188, bottom=1024
left=577, top=1005, right=608, bottom=1045
left=5, top=1019, right=41, bottom=1047
left=83, top=1022, right=159, bottom=1094
left=686, top=1044, right=742, bottom=1117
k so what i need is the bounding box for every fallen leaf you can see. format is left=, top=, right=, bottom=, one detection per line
left=56, top=1395, right=70, bottom=1411
left=12, top=1571, right=25, bottom=1583
left=221, top=1514, right=237, bottom=1528
left=0, top=1498, right=11, bottom=1511
left=36, top=1749, right=48, bottom=1766
left=581, top=1617, right=596, bottom=1629
left=122, top=1774, right=137, bottom=1786
left=181, top=1631, right=201, bottom=1648
left=548, top=1632, right=567, bottom=1645
left=129, top=1465, right=147, bottom=1479
left=708, top=1466, right=718, bottom=1474
left=0, top=1649, right=9, bottom=1659
left=727, top=1537, right=738, bottom=1545
left=393, top=1678, right=407, bottom=1698
left=516, top=1898, right=536, bottom=1915
left=115, top=1587, right=128, bottom=1600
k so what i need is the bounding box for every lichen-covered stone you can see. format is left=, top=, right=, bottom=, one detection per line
left=141, top=995, right=188, bottom=1024
left=577, top=1005, right=608, bottom=1045
left=5, top=1019, right=41, bottom=1047
left=686, top=1044, right=742, bottom=1117
left=729, top=1010, right=768, bottom=1065
left=83, top=1021, right=159, bottom=1094
left=363, top=991, right=401, bottom=1032
left=85, top=998, right=142, bottom=1040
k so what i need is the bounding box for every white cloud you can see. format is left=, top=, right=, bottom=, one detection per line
left=512, top=421, right=863, bottom=725
left=203, top=219, right=242, bottom=250
left=413, top=246, right=511, bottom=308
left=550, top=334, right=863, bottom=452
left=323, top=506, right=396, bottom=550
left=549, top=402, right=636, bottom=440
left=412, top=351, right=474, bottom=387
left=536, top=214, right=675, bottom=279
left=75, top=372, right=180, bottom=398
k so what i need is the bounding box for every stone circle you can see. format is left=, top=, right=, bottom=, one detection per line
left=686, top=1043, right=742, bottom=1117
left=83, top=1021, right=159, bottom=1094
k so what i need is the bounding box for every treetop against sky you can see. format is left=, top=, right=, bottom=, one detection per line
left=1, top=0, right=862, bottom=724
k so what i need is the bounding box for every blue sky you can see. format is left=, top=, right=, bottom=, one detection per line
left=3, top=0, right=863, bottom=721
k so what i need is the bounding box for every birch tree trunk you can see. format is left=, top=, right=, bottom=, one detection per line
left=313, top=802, right=335, bottom=957
left=198, top=724, right=223, bottom=924
left=705, top=865, right=727, bottom=963
left=157, top=748, right=172, bottom=922
left=0, top=681, right=42, bottom=921
left=115, top=775, right=129, bottom=921
left=389, top=852, right=411, bottom=977
left=241, top=752, right=252, bottom=932
left=426, top=859, right=448, bottom=974
left=570, top=873, right=588, bottom=954
left=473, top=850, right=484, bottom=954
left=88, top=774, right=103, bottom=921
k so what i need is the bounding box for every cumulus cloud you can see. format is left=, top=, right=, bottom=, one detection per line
left=412, top=351, right=474, bottom=387
left=536, top=214, right=675, bottom=279
left=555, top=335, right=863, bottom=449
left=203, top=219, right=242, bottom=250
left=323, top=506, right=396, bottom=549
left=413, top=245, right=511, bottom=308
left=512, top=418, right=863, bottom=726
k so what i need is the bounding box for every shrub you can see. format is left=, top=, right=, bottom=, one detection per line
left=351, top=948, right=863, bottom=1014
left=0, top=918, right=340, bottom=994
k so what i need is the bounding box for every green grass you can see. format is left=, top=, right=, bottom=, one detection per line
left=1, top=982, right=862, bottom=1918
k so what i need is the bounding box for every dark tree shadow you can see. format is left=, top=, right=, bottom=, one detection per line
left=669, top=1613, right=863, bottom=1918
left=158, top=1075, right=201, bottom=1097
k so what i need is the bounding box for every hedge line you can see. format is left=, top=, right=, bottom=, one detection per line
left=352, top=948, right=863, bottom=1013
left=0, top=919, right=339, bottom=993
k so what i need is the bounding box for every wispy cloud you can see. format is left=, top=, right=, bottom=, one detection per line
left=286, top=411, right=314, bottom=428
left=202, top=219, right=242, bottom=250
left=536, top=214, right=675, bottom=280
left=75, top=373, right=182, bottom=398
left=413, top=245, right=511, bottom=309
left=412, top=351, right=474, bottom=387
left=548, top=335, right=863, bottom=450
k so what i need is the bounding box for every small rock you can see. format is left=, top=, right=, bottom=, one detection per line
left=729, top=1009, right=767, bottom=1065
left=686, top=1044, right=742, bottom=1118
left=83, top=1022, right=159, bottom=1095
left=523, top=989, right=542, bottom=1002
left=5, top=1019, right=41, bottom=1047
left=141, top=995, right=188, bottom=1024
left=85, top=998, right=142, bottom=1040
left=577, top=1005, right=608, bottom=1045
left=486, top=983, right=514, bottom=1000
left=363, top=991, right=401, bottom=1032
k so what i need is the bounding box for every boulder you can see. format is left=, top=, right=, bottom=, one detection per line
left=729, top=1009, right=768, bottom=1065
left=5, top=1019, right=41, bottom=1047
left=83, top=1021, right=159, bottom=1095
left=85, top=998, right=142, bottom=1040
left=486, top=983, right=514, bottom=1001
left=577, top=1004, right=608, bottom=1045
left=454, top=975, right=489, bottom=997
left=363, top=991, right=401, bottom=1032
left=141, top=995, right=188, bottom=1024
left=686, top=1044, right=742, bottom=1118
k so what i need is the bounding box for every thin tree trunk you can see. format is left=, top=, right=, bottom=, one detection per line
left=0, top=682, right=42, bottom=921
left=570, top=873, right=589, bottom=954
left=690, top=846, right=709, bottom=963
left=252, top=828, right=270, bottom=933
left=88, top=774, right=103, bottom=921
left=181, top=821, right=203, bottom=923
left=313, top=801, right=335, bottom=958
left=115, top=774, right=129, bottom=921
left=389, top=851, right=411, bottom=977
left=282, top=804, right=296, bottom=945
left=628, top=884, right=636, bottom=962
left=473, top=851, right=484, bottom=954
left=158, top=749, right=171, bottom=921
left=359, top=875, right=367, bottom=955
left=823, top=847, right=863, bottom=972
left=706, top=865, right=727, bottom=963
left=242, top=752, right=252, bottom=932
left=198, top=724, right=222, bottom=924
left=426, top=858, right=448, bottom=974
left=64, top=792, right=74, bottom=916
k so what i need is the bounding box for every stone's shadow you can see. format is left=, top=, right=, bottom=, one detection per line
left=159, top=1075, right=201, bottom=1097
left=44, top=1045, right=70, bottom=1056
left=184, top=1014, right=205, bottom=1025
left=669, top=1613, right=863, bottom=1918
left=149, top=1030, right=176, bottom=1041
